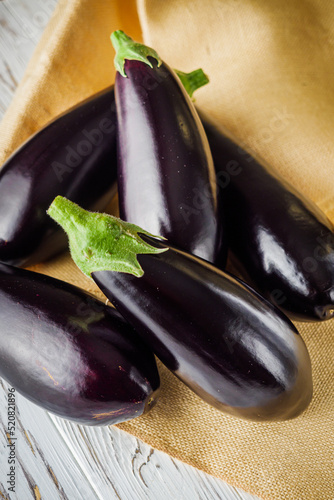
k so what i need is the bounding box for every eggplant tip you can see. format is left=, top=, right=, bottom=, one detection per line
left=143, top=387, right=160, bottom=415
left=315, top=304, right=334, bottom=321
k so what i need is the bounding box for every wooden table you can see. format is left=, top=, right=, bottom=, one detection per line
left=0, top=2, right=259, bottom=499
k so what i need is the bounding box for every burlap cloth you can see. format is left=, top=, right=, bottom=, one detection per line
left=1, top=1, right=333, bottom=498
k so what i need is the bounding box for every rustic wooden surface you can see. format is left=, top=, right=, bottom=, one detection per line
left=0, top=2, right=260, bottom=499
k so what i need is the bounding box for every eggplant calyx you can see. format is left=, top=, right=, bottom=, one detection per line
left=174, top=69, right=209, bottom=99
left=111, top=30, right=162, bottom=78
left=47, top=196, right=168, bottom=278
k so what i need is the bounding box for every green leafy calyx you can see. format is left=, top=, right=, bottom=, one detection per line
left=174, top=68, right=209, bottom=99
left=47, top=196, right=168, bottom=278
left=111, top=30, right=162, bottom=77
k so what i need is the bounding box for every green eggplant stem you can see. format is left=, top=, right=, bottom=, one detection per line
left=174, top=69, right=209, bottom=98
left=110, top=30, right=210, bottom=99
left=47, top=196, right=168, bottom=278
left=111, top=30, right=162, bottom=78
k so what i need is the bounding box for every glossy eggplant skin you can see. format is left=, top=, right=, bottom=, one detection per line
left=0, top=87, right=117, bottom=267
left=93, top=237, right=313, bottom=422
left=115, top=59, right=224, bottom=264
left=201, top=114, right=334, bottom=321
left=0, top=263, right=160, bottom=426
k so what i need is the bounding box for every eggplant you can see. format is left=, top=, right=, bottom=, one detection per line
left=48, top=196, right=313, bottom=422
left=0, top=263, right=160, bottom=425
left=200, top=113, right=334, bottom=322
left=111, top=31, right=224, bottom=264
left=0, top=86, right=117, bottom=267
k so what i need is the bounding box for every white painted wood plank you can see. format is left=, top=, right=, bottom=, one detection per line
left=0, top=2, right=259, bottom=499
left=0, top=379, right=99, bottom=499
left=0, top=0, right=58, bottom=115
left=51, top=414, right=259, bottom=500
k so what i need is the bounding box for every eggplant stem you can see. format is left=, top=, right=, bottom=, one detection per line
left=47, top=196, right=168, bottom=278
left=174, top=68, right=209, bottom=99
left=111, top=30, right=162, bottom=78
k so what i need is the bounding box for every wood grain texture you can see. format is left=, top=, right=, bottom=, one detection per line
left=0, top=1, right=259, bottom=499
left=0, top=380, right=98, bottom=499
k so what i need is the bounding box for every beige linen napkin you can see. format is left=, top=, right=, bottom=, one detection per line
left=1, top=1, right=334, bottom=498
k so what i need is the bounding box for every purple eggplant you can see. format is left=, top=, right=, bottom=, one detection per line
left=200, top=113, right=334, bottom=321
left=111, top=31, right=224, bottom=264
left=0, top=263, right=160, bottom=425
left=48, top=197, right=313, bottom=422
left=0, top=86, right=117, bottom=267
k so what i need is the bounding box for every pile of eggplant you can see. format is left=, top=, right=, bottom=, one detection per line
left=1, top=29, right=333, bottom=425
